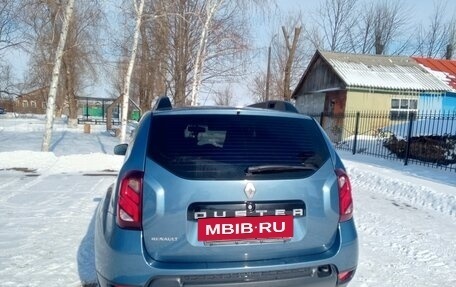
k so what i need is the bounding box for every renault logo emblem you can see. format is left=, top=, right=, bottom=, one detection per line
left=244, top=182, right=256, bottom=199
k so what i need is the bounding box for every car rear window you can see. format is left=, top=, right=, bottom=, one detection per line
left=148, top=114, right=330, bottom=180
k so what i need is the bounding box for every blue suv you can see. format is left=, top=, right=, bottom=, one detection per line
left=94, top=97, right=358, bottom=287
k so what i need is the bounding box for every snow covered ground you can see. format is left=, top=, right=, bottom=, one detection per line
left=0, top=116, right=455, bottom=287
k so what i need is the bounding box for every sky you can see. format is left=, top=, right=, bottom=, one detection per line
left=0, top=115, right=455, bottom=286
left=5, top=0, right=456, bottom=105
left=279, top=0, right=451, bottom=14
left=274, top=0, right=456, bottom=25
left=253, top=0, right=456, bottom=60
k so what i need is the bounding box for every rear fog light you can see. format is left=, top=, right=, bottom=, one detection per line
left=337, top=269, right=356, bottom=284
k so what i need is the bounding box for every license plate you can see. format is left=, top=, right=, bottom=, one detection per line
left=198, top=215, right=293, bottom=242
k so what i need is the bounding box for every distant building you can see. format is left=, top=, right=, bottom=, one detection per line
left=293, top=50, right=450, bottom=115
left=0, top=97, right=14, bottom=112
left=292, top=50, right=450, bottom=141
left=412, top=57, right=456, bottom=112
left=14, top=87, right=49, bottom=114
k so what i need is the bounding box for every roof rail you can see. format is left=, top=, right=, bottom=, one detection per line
left=152, top=96, right=172, bottom=111
left=247, top=100, right=299, bottom=113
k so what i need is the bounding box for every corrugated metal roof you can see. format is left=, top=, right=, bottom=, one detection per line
left=320, top=51, right=451, bottom=92
left=412, top=57, right=456, bottom=90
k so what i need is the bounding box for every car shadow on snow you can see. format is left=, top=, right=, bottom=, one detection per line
left=77, top=197, right=101, bottom=287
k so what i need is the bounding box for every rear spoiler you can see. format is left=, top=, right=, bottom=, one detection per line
left=247, top=100, right=299, bottom=113
left=152, top=96, right=172, bottom=111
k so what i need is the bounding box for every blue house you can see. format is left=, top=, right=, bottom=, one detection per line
left=412, top=57, right=456, bottom=113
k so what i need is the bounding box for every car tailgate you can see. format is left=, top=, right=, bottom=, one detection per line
left=141, top=159, right=340, bottom=263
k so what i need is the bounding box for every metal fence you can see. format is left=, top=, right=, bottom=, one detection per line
left=77, top=118, right=120, bottom=125
left=309, top=111, right=456, bottom=172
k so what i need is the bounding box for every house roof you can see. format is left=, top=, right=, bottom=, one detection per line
left=293, top=51, right=451, bottom=96
left=412, top=57, right=456, bottom=91
left=320, top=51, right=452, bottom=91
left=17, top=87, right=49, bottom=97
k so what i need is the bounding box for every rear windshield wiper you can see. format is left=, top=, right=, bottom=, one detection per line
left=245, top=164, right=317, bottom=175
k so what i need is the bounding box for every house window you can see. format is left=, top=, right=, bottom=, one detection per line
left=390, top=98, right=418, bottom=120
left=31, top=101, right=37, bottom=108
left=22, top=100, right=28, bottom=108
left=42, top=102, right=47, bottom=109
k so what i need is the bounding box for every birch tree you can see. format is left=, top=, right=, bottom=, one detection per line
left=42, top=0, right=75, bottom=152
left=134, top=0, right=168, bottom=111
left=120, top=0, right=145, bottom=143
left=23, top=0, right=103, bottom=123
left=152, top=0, right=252, bottom=106
left=190, top=0, right=224, bottom=106
left=115, top=0, right=268, bottom=108
left=165, top=0, right=194, bottom=106
left=182, top=0, right=268, bottom=106
left=63, top=2, right=104, bottom=127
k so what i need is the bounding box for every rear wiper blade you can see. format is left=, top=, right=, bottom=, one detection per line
left=245, top=164, right=317, bottom=175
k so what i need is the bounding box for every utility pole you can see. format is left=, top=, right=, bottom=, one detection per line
left=265, top=45, right=272, bottom=101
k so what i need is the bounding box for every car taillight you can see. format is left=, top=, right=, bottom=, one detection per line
left=336, top=169, right=353, bottom=222
left=117, top=171, right=143, bottom=230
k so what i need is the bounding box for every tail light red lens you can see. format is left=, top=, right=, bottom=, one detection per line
left=337, top=269, right=356, bottom=285
left=117, top=171, right=143, bottom=229
left=336, top=169, right=353, bottom=222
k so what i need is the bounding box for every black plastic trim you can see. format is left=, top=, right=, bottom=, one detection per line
left=248, top=100, right=299, bottom=113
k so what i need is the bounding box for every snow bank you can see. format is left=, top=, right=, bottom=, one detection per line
left=345, top=161, right=456, bottom=218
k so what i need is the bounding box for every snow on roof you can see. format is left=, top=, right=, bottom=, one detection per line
left=320, top=51, right=451, bottom=92
left=412, top=57, right=456, bottom=91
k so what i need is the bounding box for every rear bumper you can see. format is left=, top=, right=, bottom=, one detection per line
left=98, top=265, right=339, bottom=287
left=95, top=210, right=358, bottom=287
